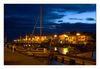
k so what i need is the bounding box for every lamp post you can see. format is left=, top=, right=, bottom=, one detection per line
left=54, top=34, right=57, bottom=38
left=76, top=33, right=80, bottom=36
left=76, top=33, right=80, bottom=44
left=75, top=33, right=80, bottom=56
left=63, top=34, right=68, bottom=44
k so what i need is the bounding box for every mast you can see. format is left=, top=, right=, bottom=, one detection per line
left=40, top=6, right=42, bottom=37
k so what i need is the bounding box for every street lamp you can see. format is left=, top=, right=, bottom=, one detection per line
left=63, top=34, right=68, bottom=44
left=76, top=33, right=81, bottom=44
left=54, top=47, right=57, bottom=51
left=14, top=40, right=17, bottom=42
left=75, top=33, right=81, bottom=56
left=64, top=34, right=68, bottom=38
left=54, top=34, right=57, bottom=38
left=60, top=40, right=63, bottom=44
left=76, top=33, right=80, bottom=36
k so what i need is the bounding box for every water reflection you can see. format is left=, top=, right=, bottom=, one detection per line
left=50, top=59, right=64, bottom=65
left=92, top=51, right=96, bottom=59
left=58, top=47, right=69, bottom=55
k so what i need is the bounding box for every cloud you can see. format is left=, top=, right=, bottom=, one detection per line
left=54, top=11, right=96, bottom=24
left=86, top=18, right=95, bottom=21
left=69, top=18, right=83, bottom=20
left=58, top=20, right=63, bottom=22
left=5, top=4, right=96, bottom=24
left=44, top=13, right=64, bottom=19
left=50, top=4, right=96, bottom=13
left=42, top=4, right=96, bottom=23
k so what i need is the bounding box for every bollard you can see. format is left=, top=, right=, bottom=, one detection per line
left=12, top=46, right=15, bottom=53
left=55, top=56, right=57, bottom=61
left=69, top=59, right=76, bottom=65
left=50, top=55, right=53, bottom=61
left=82, top=60, right=85, bottom=65
left=61, top=57, right=64, bottom=63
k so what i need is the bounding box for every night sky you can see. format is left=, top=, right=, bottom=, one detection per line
left=4, top=4, right=96, bottom=41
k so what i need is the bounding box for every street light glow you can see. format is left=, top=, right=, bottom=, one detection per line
left=60, top=41, right=63, bottom=44
left=63, top=48, right=68, bottom=55
left=54, top=34, right=57, bottom=38
left=54, top=47, right=57, bottom=51
left=14, top=40, right=17, bottom=42
left=64, top=34, right=68, bottom=37
left=76, top=33, right=80, bottom=36
left=29, top=45, right=31, bottom=46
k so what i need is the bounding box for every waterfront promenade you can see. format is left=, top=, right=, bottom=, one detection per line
left=4, top=47, right=49, bottom=65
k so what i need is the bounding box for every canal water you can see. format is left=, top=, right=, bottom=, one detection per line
left=50, top=59, right=64, bottom=65
left=92, top=51, right=96, bottom=59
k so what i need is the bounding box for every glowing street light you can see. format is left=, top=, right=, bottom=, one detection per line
left=25, top=35, right=28, bottom=41
left=14, top=40, right=17, bottom=42
left=76, top=33, right=81, bottom=45
left=29, top=45, right=31, bottom=47
left=63, top=34, right=68, bottom=37
left=54, top=47, right=57, bottom=51
left=54, top=34, right=57, bottom=38
left=76, top=33, right=80, bottom=36
left=60, top=41, right=63, bottom=44
left=63, top=48, right=69, bottom=55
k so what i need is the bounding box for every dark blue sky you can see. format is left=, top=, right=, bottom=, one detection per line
left=4, top=4, right=96, bottom=41
left=5, top=4, right=96, bottom=24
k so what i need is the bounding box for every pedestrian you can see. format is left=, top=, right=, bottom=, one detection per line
left=12, top=45, right=16, bottom=53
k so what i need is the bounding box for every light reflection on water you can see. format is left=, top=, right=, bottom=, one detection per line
left=58, top=47, right=69, bottom=55
left=92, top=51, right=96, bottom=59
left=50, top=59, right=64, bottom=65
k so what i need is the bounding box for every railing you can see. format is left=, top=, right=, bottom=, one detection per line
left=52, top=55, right=96, bottom=65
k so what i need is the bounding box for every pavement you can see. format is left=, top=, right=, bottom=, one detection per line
left=4, top=47, right=95, bottom=65
left=4, top=47, right=49, bottom=65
